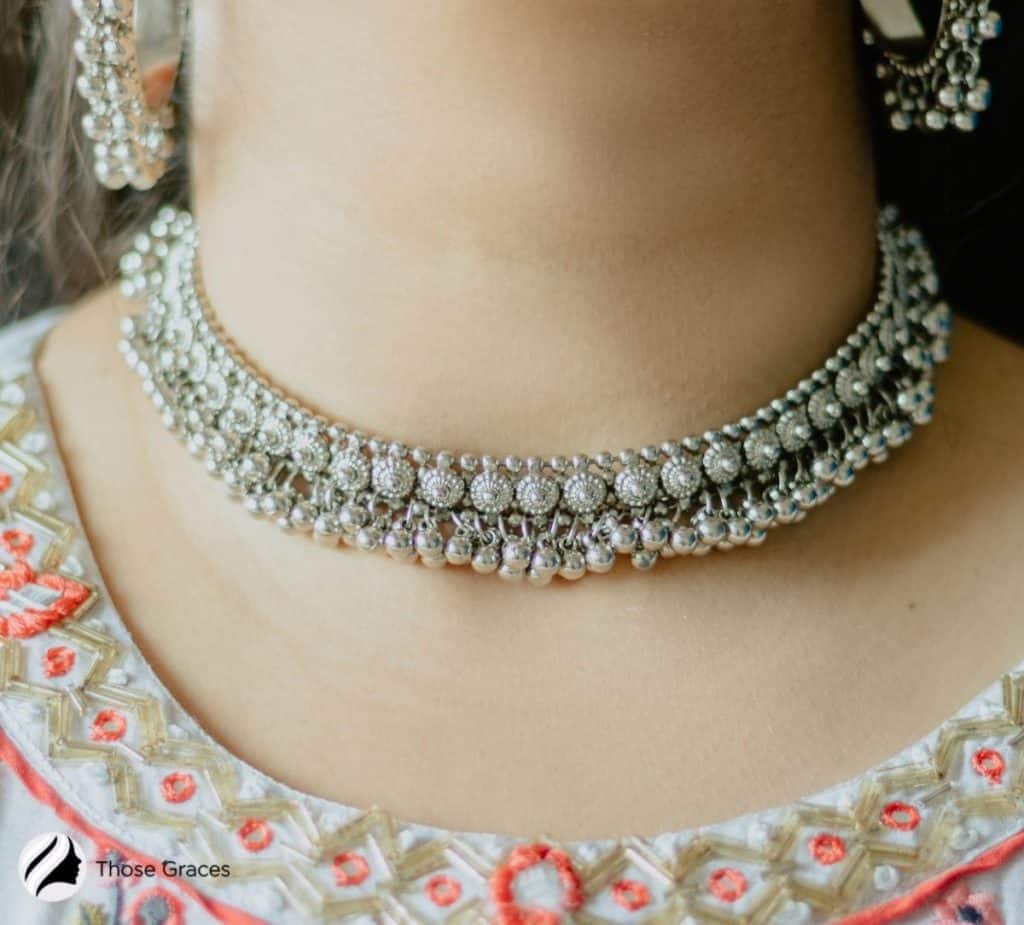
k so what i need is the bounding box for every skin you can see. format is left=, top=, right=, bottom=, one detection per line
left=36, top=2, right=1024, bottom=840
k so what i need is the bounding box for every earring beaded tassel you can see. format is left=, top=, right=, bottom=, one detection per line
left=863, top=0, right=1003, bottom=132
left=71, top=0, right=180, bottom=190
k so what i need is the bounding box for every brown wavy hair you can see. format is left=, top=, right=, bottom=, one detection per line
left=0, top=0, right=188, bottom=323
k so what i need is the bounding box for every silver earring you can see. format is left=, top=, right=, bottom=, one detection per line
left=861, top=0, right=1003, bottom=132
left=72, top=0, right=187, bottom=190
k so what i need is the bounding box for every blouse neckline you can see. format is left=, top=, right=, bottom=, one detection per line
left=2, top=306, right=1023, bottom=924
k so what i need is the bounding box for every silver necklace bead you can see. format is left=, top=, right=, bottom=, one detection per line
left=744, top=429, right=782, bottom=471
left=414, top=527, right=445, bottom=560
left=329, top=448, right=370, bottom=494
left=614, top=463, right=660, bottom=508
left=444, top=534, right=474, bottom=565
left=563, top=471, right=607, bottom=515
left=702, top=439, right=742, bottom=485
left=469, top=469, right=514, bottom=515
left=558, top=549, right=587, bottom=580
left=611, top=524, right=639, bottom=554
left=371, top=455, right=416, bottom=501
left=384, top=527, right=416, bottom=561
left=418, top=466, right=465, bottom=509
left=515, top=471, right=560, bottom=516
left=471, top=545, right=501, bottom=574
left=670, top=526, right=698, bottom=555
left=640, top=519, right=671, bottom=551
left=585, top=542, right=616, bottom=574
left=660, top=454, right=702, bottom=501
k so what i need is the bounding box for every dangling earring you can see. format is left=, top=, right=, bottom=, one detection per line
left=71, top=0, right=187, bottom=190
left=861, top=0, right=1003, bottom=132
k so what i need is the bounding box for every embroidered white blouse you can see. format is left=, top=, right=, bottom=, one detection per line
left=2, top=309, right=1023, bottom=925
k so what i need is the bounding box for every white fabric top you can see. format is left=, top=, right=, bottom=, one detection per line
left=1, top=308, right=1023, bottom=925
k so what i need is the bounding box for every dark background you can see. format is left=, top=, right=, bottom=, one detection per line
left=865, top=1, right=1022, bottom=344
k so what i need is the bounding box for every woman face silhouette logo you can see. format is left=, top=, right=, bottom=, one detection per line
left=17, top=832, right=87, bottom=902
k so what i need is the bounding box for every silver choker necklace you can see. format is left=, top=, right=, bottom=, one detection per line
left=118, top=205, right=951, bottom=584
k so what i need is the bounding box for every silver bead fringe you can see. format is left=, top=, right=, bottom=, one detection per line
left=864, top=0, right=1003, bottom=132
left=71, top=0, right=179, bottom=190
left=118, top=206, right=951, bottom=585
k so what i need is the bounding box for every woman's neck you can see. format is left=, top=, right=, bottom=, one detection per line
left=189, top=1, right=876, bottom=455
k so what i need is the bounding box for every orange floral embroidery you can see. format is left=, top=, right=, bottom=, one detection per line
left=160, top=772, right=197, bottom=804
left=707, top=867, right=747, bottom=903
left=932, top=882, right=1003, bottom=925
left=611, top=879, right=650, bottom=912
left=1, top=528, right=33, bottom=557
left=972, top=748, right=1005, bottom=785
left=491, top=843, right=582, bottom=925
left=236, top=818, right=272, bottom=853
left=42, top=645, right=76, bottom=678
left=0, top=558, right=90, bottom=639
left=424, top=874, right=461, bottom=907
left=125, top=886, right=185, bottom=925
left=0, top=472, right=11, bottom=492
left=880, top=801, right=921, bottom=831
left=332, top=851, right=370, bottom=887
left=809, top=833, right=847, bottom=865
left=89, top=709, right=127, bottom=742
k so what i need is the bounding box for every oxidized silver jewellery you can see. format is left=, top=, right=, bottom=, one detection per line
left=71, top=0, right=185, bottom=189
left=117, top=206, right=952, bottom=584
left=861, top=0, right=1003, bottom=131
